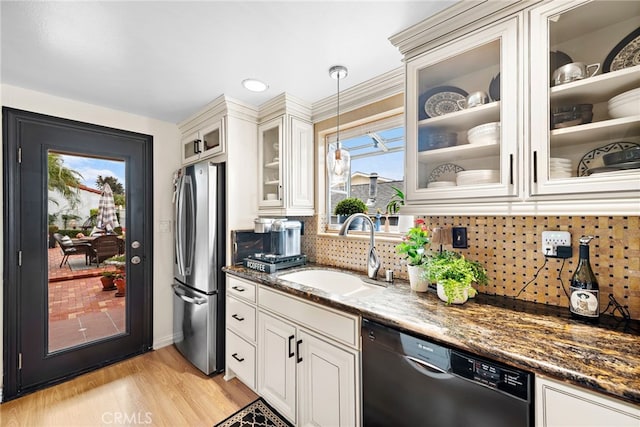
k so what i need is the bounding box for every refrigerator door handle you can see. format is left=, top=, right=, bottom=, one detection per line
left=175, top=174, right=185, bottom=276
left=172, top=286, right=207, bottom=305
left=184, top=175, right=196, bottom=276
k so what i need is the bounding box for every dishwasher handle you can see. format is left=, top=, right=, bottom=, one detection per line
left=405, top=355, right=454, bottom=379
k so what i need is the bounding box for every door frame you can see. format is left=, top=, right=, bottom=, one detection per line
left=2, top=107, right=154, bottom=400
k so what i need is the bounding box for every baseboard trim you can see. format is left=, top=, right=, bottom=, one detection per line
left=153, top=334, right=175, bottom=350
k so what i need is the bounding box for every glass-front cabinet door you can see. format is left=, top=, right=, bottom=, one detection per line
left=258, top=117, right=283, bottom=208
left=405, top=16, right=520, bottom=203
left=529, top=0, right=640, bottom=197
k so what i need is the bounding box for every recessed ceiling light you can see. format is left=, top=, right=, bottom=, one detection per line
left=242, top=78, right=269, bottom=92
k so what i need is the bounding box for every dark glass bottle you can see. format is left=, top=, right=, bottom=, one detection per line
left=569, top=236, right=599, bottom=322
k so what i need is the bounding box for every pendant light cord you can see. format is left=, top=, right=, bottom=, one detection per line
left=335, top=74, right=341, bottom=160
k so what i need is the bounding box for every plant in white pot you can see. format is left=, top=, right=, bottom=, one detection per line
left=395, top=219, right=430, bottom=292
left=424, top=250, right=488, bottom=304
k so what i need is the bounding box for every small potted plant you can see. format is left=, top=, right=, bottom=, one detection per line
left=100, top=271, right=117, bottom=291
left=334, top=197, right=367, bottom=230
left=113, top=271, right=126, bottom=297
left=395, top=219, right=431, bottom=292
left=424, top=250, right=488, bottom=304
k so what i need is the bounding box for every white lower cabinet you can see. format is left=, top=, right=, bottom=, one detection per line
left=536, top=376, right=640, bottom=427
left=257, top=287, right=360, bottom=427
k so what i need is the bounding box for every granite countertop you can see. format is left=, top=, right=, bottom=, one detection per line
left=223, top=263, right=640, bottom=405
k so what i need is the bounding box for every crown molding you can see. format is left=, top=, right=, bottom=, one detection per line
left=389, top=0, right=541, bottom=60
left=311, top=67, right=404, bottom=122
left=258, top=92, right=312, bottom=122
left=178, top=94, right=258, bottom=131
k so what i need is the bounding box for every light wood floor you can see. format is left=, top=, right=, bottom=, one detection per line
left=0, top=345, right=257, bottom=426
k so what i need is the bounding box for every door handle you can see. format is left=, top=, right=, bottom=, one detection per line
left=296, top=339, right=303, bottom=363
left=231, top=314, right=245, bottom=322
left=231, top=353, right=244, bottom=362
left=288, top=335, right=295, bottom=358
left=131, top=255, right=141, bottom=265
left=172, top=286, right=206, bottom=305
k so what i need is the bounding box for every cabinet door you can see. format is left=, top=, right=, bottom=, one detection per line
left=405, top=16, right=520, bottom=203
left=529, top=1, right=640, bottom=199
left=199, top=118, right=225, bottom=160
left=258, top=117, right=283, bottom=208
left=536, top=377, right=640, bottom=427
left=181, top=130, right=200, bottom=165
left=286, top=117, right=314, bottom=210
left=297, top=330, right=359, bottom=427
left=257, top=311, right=296, bottom=423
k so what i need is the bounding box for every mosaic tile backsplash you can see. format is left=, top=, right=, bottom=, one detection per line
left=296, top=215, right=639, bottom=320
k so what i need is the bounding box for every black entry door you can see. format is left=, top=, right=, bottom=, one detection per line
left=3, top=108, right=153, bottom=399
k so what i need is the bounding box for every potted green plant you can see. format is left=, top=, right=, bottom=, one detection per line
left=48, top=224, right=59, bottom=249
left=334, top=197, right=367, bottom=230
left=385, top=186, right=405, bottom=215
left=424, top=250, right=488, bottom=304
left=100, top=271, right=117, bottom=291
left=395, top=219, right=431, bottom=292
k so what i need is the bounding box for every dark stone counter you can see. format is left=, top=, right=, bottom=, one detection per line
left=223, top=263, right=640, bottom=405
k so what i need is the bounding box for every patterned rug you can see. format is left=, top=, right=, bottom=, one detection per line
left=68, top=257, right=95, bottom=271
left=214, top=397, right=293, bottom=427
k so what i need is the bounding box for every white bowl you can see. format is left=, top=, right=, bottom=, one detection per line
left=467, top=122, right=500, bottom=145
left=549, top=157, right=571, bottom=164
left=456, top=169, right=499, bottom=185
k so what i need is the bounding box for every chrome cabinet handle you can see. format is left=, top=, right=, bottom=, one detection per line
left=231, top=353, right=244, bottom=362
left=231, top=314, right=245, bottom=322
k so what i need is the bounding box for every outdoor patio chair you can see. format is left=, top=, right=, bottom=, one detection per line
left=88, top=235, right=121, bottom=266
left=53, top=233, right=91, bottom=268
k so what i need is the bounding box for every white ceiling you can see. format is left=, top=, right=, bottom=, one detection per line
left=0, top=1, right=456, bottom=124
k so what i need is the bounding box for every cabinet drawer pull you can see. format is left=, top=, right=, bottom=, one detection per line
left=288, top=335, right=295, bottom=358
left=231, top=314, right=245, bottom=322
left=296, top=339, right=303, bottom=364
left=231, top=353, right=245, bottom=362
left=231, top=286, right=245, bottom=292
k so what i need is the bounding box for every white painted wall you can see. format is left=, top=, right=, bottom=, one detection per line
left=48, top=187, right=102, bottom=230
left=0, top=84, right=181, bottom=388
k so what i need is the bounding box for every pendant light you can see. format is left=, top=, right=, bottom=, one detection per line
left=327, top=65, right=350, bottom=186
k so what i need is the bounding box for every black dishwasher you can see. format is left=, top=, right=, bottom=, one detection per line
left=362, top=318, right=533, bottom=427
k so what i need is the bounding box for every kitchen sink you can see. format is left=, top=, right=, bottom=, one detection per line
left=278, top=269, right=384, bottom=298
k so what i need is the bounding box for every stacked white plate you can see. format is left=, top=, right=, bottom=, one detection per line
left=549, top=157, right=573, bottom=179
left=608, top=88, right=640, bottom=119
left=467, top=122, right=500, bottom=145
left=456, top=169, right=500, bottom=186
left=427, top=181, right=456, bottom=188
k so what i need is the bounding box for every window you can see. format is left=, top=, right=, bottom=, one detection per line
left=326, top=114, right=404, bottom=230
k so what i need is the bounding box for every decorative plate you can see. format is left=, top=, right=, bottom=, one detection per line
left=578, top=141, right=640, bottom=176
left=420, top=86, right=468, bottom=119
left=603, top=27, right=640, bottom=73
left=428, top=163, right=465, bottom=183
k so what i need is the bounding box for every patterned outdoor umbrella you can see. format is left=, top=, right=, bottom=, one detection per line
left=97, top=183, right=120, bottom=232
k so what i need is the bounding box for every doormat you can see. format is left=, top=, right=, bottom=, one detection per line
left=214, top=397, right=293, bottom=427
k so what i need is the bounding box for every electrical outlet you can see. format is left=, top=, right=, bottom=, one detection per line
left=541, top=231, right=571, bottom=257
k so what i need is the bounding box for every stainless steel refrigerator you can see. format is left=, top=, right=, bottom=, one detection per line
left=173, top=160, right=225, bottom=375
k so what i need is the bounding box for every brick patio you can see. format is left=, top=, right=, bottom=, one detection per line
left=48, top=246, right=126, bottom=352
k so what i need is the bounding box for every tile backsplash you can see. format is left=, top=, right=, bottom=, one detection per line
left=297, top=215, right=639, bottom=320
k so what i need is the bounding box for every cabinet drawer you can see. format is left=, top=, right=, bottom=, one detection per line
left=226, top=296, right=256, bottom=342
left=259, top=287, right=359, bottom=349
left=226, top=330, right=256, bottom=390
left=226, top=275, right=256, bottom=303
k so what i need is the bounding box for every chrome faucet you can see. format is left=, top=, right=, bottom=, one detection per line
left=338, top=213, right=381, bottom=280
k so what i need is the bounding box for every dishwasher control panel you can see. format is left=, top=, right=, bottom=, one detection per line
left=451, top=351, right=530, bottom=401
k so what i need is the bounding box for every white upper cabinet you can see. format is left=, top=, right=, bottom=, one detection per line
left=405, top=16, right=521, bottom=203
left=529, top=0, right=640, bottom=199
left=257, top=94, right=314, bottom=216
left=181, top=117, right=225, bottom=164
